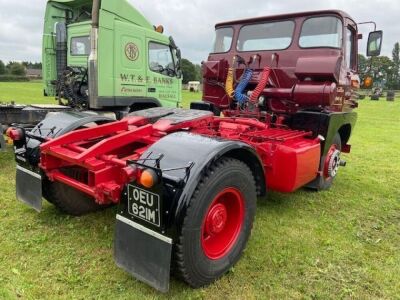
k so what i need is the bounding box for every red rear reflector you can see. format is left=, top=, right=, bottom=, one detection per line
left=6, top=128, right=23, bottom=141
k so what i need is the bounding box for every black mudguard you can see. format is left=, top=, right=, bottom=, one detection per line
left=289, top=111, right=357, bottom=189
left=289, top=111, right=357, bottom=155
left=18, top=111, right=114, bottom=166
left=114, top=132, right=264, bottom=291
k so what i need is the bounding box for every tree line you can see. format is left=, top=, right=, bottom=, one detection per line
left=0, top=61, right=42, bottom=76
left=358, top=42, right=400, bottom=89
left=181, top=58, right=202, bottom=84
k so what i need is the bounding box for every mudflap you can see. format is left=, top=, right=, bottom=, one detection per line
left=15, top=165, right=42, bottom=212
left=114, top=214, right=172, bottom=292
left=0, top=124, right=6, bottom=151
left=0, top=134, right=5, bottom=151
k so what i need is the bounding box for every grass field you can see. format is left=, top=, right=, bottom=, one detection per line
left=0, top=81, right=48, bottom=104
left=0, top=81, right=198, bottom=106
left=0, top=82, right=399, bottom=299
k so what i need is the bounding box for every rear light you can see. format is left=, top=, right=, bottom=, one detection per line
left=6, top=127, right=23, bottom=141
left=139, top=169, right=158, bottom=188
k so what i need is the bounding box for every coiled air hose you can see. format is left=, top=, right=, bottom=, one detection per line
left=234, top=68, right=253, bottom=104
left=225, top=67, right=235, bottom=98
left=249, top=66, right=271, bottom=103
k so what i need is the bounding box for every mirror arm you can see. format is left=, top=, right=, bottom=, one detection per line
left=358, top=21, right=376, bottom=31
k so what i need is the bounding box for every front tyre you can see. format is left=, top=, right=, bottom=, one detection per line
left=316, top=133, right=342, bottom=190
left=174, top=158, right=257, bottom=288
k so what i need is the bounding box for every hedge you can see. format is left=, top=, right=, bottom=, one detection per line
left=0, top=75, right=29, bottom=82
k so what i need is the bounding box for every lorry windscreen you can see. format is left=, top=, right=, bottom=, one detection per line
left=237, top=20, right=295, bottom=51
left=299, top=16, right=342, bottom=48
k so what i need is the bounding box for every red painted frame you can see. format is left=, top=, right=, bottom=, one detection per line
left=40, top=112, right=321, bottom=205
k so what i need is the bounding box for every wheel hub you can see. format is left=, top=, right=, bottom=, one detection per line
left=324, top=145, right=341, bottom=178
left=201, top=187, right=245, bottom=260
left=205, top=203, right=228, bottom=235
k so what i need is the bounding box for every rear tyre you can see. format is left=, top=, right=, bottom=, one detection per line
left=44, top=181, right=103, bottom=216
left=42, top=177, right=55, bottom=204
left=174, top=158, right=257, bottom=288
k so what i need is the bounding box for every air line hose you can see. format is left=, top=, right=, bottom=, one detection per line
left=234, top=68, right=253, bottom=104
left=225, top=67, right=235, bottom=98
left=249, top=66, right=271, bottom=103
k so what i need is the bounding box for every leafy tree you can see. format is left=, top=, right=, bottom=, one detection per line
left=7, top=62, right=26, bottom=76
left=389, top=42, right=400, bottom=89
left=194, top=64, right=202, bottom=83
left=0, top=60, right=5, bottom=75
left=22, top=61, right=42, bottom=70
left=358, top=54, right=368, bottom=80
left=181, top=58, right=197, bottom=84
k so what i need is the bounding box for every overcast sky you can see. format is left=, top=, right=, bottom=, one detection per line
left=0, top=0, right=398, bottom=64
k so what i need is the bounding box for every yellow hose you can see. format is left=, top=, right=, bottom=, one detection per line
left=225, top=67, right=235, bottom=98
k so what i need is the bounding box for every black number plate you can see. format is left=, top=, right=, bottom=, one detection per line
left=127, top=185, right=160, bottom=227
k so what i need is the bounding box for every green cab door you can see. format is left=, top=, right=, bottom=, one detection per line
left=146, top=38, right=181, bottom=108
left=114, top=20, right=147, bottom=103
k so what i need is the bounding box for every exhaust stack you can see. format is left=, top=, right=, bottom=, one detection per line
left=55, top=22, right=67, bottom=81
left=88, top=0, right=101, bottom=108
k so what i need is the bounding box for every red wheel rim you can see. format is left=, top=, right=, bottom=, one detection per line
left=201, top=187, right=245, bottom=260
left=324, top=144, right=341, bottom=178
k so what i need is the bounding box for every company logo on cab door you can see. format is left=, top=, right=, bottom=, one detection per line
left=125, top=43, right=139, bottom=61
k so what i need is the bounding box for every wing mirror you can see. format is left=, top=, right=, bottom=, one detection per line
left=367, top=30, right=383, bottom=57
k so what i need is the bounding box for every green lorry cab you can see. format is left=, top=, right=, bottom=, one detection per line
left=43, top=0, right=182, bottom=111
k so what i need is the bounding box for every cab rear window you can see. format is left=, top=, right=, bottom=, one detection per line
left=212, top=27, right=234, bottom=53
left=70, top=36, right=90, bottom=56
left=237, top=20, right=295, bottom=51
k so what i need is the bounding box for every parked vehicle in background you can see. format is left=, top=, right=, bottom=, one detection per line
left=1, top=0, right=182, bottom=150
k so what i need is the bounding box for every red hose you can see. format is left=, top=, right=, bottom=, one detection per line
left=250, top=67, right=271, bottom=103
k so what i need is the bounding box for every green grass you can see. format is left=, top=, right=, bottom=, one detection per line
left=0, top=81, right=49, bottom=104
left=1, top=82, right=400, bottom=299
left=0, top=80, right=199, bottom=106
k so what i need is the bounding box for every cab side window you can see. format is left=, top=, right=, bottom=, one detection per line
left=149, top=42, right=175, bottom=76
left=345, top=27, right=355, bottom=69
left=71, top=36, right=90, bottom=56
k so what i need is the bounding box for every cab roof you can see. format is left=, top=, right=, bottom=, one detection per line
left=48, top=0, right=153, bottom=30
left=216, top=10, right=355, bottom=27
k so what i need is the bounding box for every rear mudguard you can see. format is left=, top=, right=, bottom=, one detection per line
left=14, top=111, right=114, bottom=212
left=15, top=111, right=114, bottom=167
left=115, top=132, right=265, bottom=291
left=139, top=131, right=265, bottom=237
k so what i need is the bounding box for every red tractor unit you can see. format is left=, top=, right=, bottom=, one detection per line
left=8, top=10, right=382, bottom=292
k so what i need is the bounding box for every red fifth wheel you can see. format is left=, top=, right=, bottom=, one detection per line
left=174, top=158, right=257, bottom=287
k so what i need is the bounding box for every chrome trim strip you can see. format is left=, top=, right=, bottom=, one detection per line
left=116, top=214, right=172, bottom=244
left=16, top=165, right=41, bottom=180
